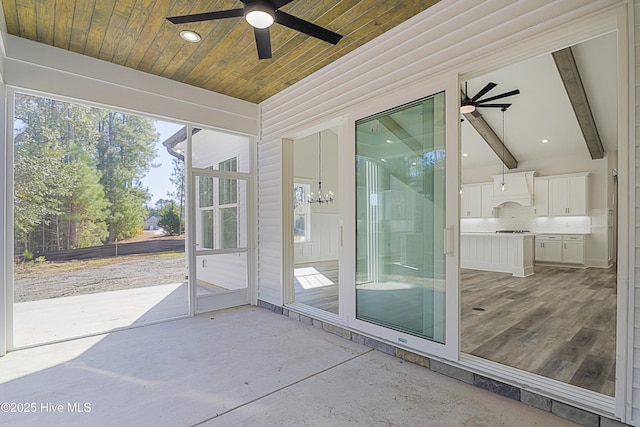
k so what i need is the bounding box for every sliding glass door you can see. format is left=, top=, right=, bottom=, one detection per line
left=355, top=92, right=446, bottom=343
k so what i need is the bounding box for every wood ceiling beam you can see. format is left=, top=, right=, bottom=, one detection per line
left=377, top=115, right=423, bottom=156
left=552, top=47, right=605, bottom=159
left=461, top=97, right=518, bottom=169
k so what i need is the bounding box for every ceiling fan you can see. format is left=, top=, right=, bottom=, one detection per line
left=460, top=82, right=520, bottom=113
left=166, top=0, right=343, bottom=60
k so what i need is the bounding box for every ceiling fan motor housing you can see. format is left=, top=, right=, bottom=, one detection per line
left=245, top=2, right=275, bottom=29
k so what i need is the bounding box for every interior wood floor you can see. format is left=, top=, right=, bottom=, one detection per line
left=294, top=260, right=339, bottom=314
left=461, top=265, right=617, bottom=396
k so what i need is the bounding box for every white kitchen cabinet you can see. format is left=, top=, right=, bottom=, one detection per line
left=562, top=235, right=585, bottom=264
left=461, top=184, right=482, bottom=218
left=461, top=233, right=534, bottom=277
left=535, top=234, right=586, bottom=265
left=534, top=234, right=562, bottom=262
left=548, top=174, right=588, bottom=216
left=533, top=178, right=548, bottom=216
left=481, top=183, right=498, bottom=217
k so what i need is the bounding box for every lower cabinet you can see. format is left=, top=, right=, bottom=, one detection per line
left=534, top=235, right=562, bottom=263
left=562, top=235, right=585, bottom=264
left=534, top=234, right=585, bottom=266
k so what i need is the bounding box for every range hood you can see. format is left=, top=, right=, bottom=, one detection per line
left=491, top=171, right=535, bottom=207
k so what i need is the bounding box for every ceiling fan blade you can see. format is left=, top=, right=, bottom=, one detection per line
left=477, top=103, right=512, bottom=109
left=476, top=89, right=520, bottom=104
left=470, top=82, right=497, bottom=102
left=254, top=28, right=272, bottom=59
left=275, top=11, right=343, bottom=45
left=167, top=8, right=243, bottom=24
left=274, top=0, right=296, bottom=7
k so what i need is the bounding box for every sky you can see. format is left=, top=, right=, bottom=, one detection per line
left=141, top=120, right=184, bottom=206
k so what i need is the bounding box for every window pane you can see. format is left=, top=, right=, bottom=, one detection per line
left=201, top=210, right=214, bottom=249
left=199, top=177, right=214, bottom=207
left=219, top=157, right=238, bottom=205
left=355, top=92, right=446, bottom=343
left=221, top=207, right=238, bottom=249
left=293, top=184, right=310, bottom=242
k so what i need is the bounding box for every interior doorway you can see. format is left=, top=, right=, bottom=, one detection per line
left=292, top=128, right=340, bottom=315
left=459, top=32, right=619, bottom=397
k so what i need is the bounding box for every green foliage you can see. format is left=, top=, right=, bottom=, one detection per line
left=13, top=93, right=158, bottom=254
left=22, top=249, right=33, bottom=261
left=34, top=256, right=46, bottom=264
left=167, top=158, right=185, bottom=234
left=158, top=201, right=183, bottom=236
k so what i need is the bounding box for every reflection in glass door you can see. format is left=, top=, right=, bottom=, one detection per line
left=186, top=127, right=252, bottom=313
left=355, top=92, right=446, bottom=343
left=292, top=129, right=340, bottom=314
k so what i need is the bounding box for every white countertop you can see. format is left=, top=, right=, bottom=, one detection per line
left=461, top=232, right=535, bottom=237
left=461, top=232, right=590, bottom=236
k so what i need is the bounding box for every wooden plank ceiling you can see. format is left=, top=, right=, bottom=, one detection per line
left=1, top=0, right=440, bottom=104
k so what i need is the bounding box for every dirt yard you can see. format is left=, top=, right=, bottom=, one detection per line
left=13, top=252, right=187, bottom=303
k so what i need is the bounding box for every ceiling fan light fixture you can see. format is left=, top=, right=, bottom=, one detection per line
left=245, top=3, right=275, bottom=29
left=460, top=104, right=476, bottom=114
left=180, top=30, right=201, bottom=42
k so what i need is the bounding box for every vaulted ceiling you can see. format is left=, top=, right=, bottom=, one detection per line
left=1, top=0, right=440, bottom=104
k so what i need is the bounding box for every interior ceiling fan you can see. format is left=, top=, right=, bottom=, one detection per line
left=460, top=82, right=520, bottom=113
left=166, top=0, right=343, bottom=60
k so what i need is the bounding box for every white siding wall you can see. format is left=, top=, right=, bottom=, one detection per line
left=632, top=2, right=640, bottom=423
left=257, top=0, right=634, bottom=421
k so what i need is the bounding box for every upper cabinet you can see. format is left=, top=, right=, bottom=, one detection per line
left=481, top=183, right=498, bottom=217
left=461, top=184, right=482, bottom=218
left=533, top=178, right=549, bottom=216
left=548, top=173, right=588, bottom=216
left=461, top=183, right=498, bottom=218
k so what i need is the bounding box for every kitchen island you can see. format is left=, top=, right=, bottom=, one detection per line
left=460, top=232, right=535, bottom=277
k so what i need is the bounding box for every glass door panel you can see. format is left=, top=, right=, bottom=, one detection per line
left=355, top=92, right=446, bottom=343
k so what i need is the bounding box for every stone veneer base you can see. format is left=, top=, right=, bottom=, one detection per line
left=257, top=300, right=630, bottom=427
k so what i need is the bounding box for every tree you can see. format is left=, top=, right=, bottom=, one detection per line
left=95, top=110, right=158, bottom=241
left=167, top=157, right=185, bottom=234
left=13, top=92, right=159, bottom=254
left=158, top=201, right=182, bottom=235
left=13, top=94, right=109, bottom=253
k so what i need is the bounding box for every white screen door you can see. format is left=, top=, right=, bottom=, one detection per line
left=187, top=127, right=252, bottom=313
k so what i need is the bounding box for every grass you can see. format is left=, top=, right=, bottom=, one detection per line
left=14, top=251, right=185, bottom=278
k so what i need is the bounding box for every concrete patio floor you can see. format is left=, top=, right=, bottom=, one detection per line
left=0, top=305, right=579, bottom=427
left=13, top=282, right=189, bottom=348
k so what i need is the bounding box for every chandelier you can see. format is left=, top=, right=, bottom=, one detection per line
left=308, top=131, right=333, bottom=204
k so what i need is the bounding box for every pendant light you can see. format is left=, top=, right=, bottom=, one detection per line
left=500, top=107, right=507, bottom=192
left=308, top=131, right=333, bottom=204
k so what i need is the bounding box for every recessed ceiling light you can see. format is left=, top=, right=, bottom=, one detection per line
left=412, top=162, right=417, bottom=166
left=180, top=30, right=201, bottom=42
left=381, top=158, right=387, bottom=162
left=462, top=152, right=469, bottom=157
left=541, top=139, right=549, bottom=144
left=386, top=139, right=393, bottom=144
